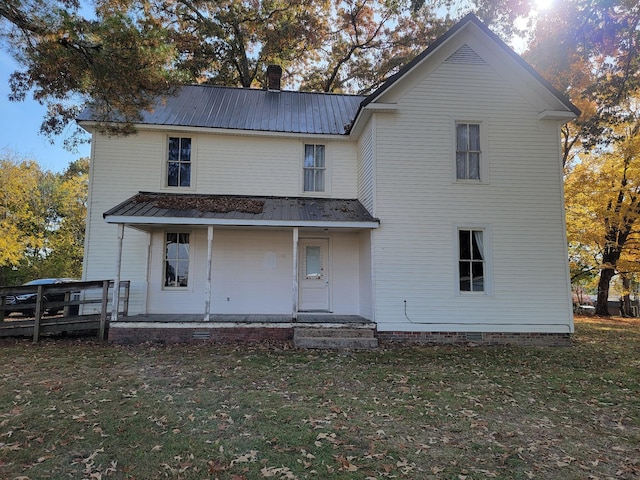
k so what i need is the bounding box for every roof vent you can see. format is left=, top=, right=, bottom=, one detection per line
left=445, top=44, right=486, bottom=65
left=266, top=64, right=283, bottom=91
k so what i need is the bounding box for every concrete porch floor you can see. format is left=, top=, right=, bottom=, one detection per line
left=114, top=313, right=374, bottom=324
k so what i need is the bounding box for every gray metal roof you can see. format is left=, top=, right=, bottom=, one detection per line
left=103, top=192, right=379, bottom=228
left=78, top=85, right=366, bottom=136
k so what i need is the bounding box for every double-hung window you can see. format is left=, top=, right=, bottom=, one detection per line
left=458, top=229, right=485, bottom=293
left=456, top=123, right=481, bottom=180
left=303, top=144, right=325, bottom=192
left=167, top=137, right=191, bottom=187
left=164, top=232, right=190, bottom=288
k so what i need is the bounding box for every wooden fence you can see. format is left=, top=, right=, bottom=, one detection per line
left=0, top=280, right=130, bottom=342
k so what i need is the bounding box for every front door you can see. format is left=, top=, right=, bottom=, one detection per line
left=298, top=239, right=329, bottom=311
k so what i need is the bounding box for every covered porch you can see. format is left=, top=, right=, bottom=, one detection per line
left=103, top=192, right=380, bottom=332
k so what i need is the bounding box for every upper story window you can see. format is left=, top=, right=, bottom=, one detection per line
left=458, top=229, right=485, bottom=293
left=303, top=144, right=325, bottom=192
left=456, top=123, right=481, bottom=180
left=167, top=137, right=191, bottom=187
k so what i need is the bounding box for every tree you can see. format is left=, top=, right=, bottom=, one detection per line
left=0, top=154, right=88, bottom=285
left=300, top=1, right=453, bottom=93
left=565, top=114, right=640, bottom=315
left=130, top=0, right=331, bottom=88
left=1, top=0, right=180, bottom=142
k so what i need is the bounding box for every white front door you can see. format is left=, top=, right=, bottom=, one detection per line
left=298, top=239, right=329, bottom=311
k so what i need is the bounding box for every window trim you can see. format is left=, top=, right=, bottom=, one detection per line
left=301, top=142, right=330, bottom=195
left=455, top=225, right=492, bottom=296
left=163, top=231, right=192, bottom=290
left=163, top=134, right=196, bottom=191
left=452, top=119, right=488, bottom=184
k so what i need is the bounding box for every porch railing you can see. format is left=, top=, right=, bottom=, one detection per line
left=0, top=280, right=130, bottom=342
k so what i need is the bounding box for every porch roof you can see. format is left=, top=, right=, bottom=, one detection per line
left=104, top=192, right=380, bottom=229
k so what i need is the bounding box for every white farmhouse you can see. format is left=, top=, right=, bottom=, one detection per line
left=78, top=14, right=578, bottom=346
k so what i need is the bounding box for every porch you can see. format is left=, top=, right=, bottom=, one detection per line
left=109, top=313, right=377, bottom=347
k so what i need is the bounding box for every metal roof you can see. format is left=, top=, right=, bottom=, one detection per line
left=103, top=192, right=379, bottom=228
left=78, top=85, right=366, bottom=136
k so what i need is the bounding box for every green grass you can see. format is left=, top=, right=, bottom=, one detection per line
left=1, top=317, right=639, bottom=479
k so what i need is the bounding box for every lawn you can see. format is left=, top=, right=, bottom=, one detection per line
left=1, top=317, right=638, bottom=479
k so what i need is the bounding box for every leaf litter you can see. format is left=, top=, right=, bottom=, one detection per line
left=0, top=318, right=638, bottom=479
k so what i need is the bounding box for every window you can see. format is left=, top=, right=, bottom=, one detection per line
left=167, top=137, right=191, bottom=187
left=456, top=123, right=481, bottom=180
left=458, top=229, right=484, bottom=292
left=165, top=233, right=189, bottom=287
left=304, top=144, right=325, bottom=192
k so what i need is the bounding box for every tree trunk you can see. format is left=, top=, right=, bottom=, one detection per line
left=621, top=274, right=631, bottom=317
left=595, top=267, right=616, bottom=316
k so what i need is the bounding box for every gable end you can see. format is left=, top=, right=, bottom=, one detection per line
left=445, top=44, right=487, bottom=65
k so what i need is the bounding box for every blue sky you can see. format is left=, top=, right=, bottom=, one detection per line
left=0, top=50, right=91, bottom=173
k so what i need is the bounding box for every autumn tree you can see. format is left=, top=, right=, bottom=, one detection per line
left=0, top=154, right=88, bottom=285
left=565, top=114, right=640, bottom=315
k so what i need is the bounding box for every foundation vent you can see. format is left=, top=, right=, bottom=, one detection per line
left=192, top=331, right=212, bottom=340
left=445, top=44, right=487, bottom=65
left=466, top=332, right=484, bottom=342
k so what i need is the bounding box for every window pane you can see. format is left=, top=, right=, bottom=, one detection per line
left=456, top=153, right=467, bottom=179
left=459, top=262, right=471, bottom=291
left=472, top=262, right=484, bottom=291
left=472, top=231, right=483, bottom=260
left=180, top=164, right=191, bottom=187
left=306, top=246, right=321, bottom=278
left=165, top=260, right=177, bottom=287
left=456, top=124, right=467, bottom=150
left=315, top=170, right=325, bottom=191
left=180, top=138, right=191, bottom=161
left=459, top=230, right=471, bottom=260
left=176, top=260, right=189, bottom=286
left=304, top=169, right=314, bottom=191
left=168, top=163, right=179, bottom=186
left=315, top=145, right=325, bottom=167
left=469, top=153, right=480, bottom=180
left=168, top=137, right=179, bottom=161
left=304, top=145, right=315, bottom=167
left=469, top=124, right=480, bottom=150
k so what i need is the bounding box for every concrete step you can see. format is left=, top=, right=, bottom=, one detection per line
left=294, top=336, right=378, bottom=350
left=293, top=327, right=375, bottom=339
left=294, top=327, right=378, bottom=349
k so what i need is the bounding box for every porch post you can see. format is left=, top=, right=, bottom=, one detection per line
left=292, top=227, right=299, bottom=320
left=204, top=225, right=214, bottom=322
left=111, top=223, right=124, bottom=323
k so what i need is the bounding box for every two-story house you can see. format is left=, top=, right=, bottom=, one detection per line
left=78, top=14, right=579, bottom=345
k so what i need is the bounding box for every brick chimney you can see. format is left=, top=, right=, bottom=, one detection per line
left=266, top=64, right=283, bottom=91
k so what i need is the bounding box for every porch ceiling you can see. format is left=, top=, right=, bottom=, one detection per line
left=103, top=192, right=380, bottom=229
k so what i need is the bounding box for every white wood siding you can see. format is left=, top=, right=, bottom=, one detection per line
left=357, top=122, right=375, bottom=214
left=372, top=57, right=573, bottom=333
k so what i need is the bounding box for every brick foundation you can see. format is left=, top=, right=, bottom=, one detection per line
left=109, top=325, right=571, bottom=347
left=108, top=326, right=294, bottom=345
left=377, top=331, right=572, bottom=347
